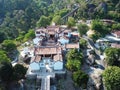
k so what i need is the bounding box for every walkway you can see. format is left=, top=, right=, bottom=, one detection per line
left=41, top=75, right=50, bottom=90
left=38, top=67, right=55, bottom=90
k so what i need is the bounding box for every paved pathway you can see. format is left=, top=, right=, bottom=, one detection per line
left=41, top=75, right=50, bottom=90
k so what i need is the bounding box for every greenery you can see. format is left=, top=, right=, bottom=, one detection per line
left=0, top=0, right=70, bottom=41
left=77, top=24, right=89, bottom=36
left=67, top=17, right=75, bottom=28
left=0, top=62, right=13, bottom=82
left=105, top=47, right=120, bottom=67
left=0, top=0, right=120, bottom=89
left=52, top=15, right=61, bottom=25
left=89, top=31, right=101, bottom=42
left=66, top=49, right=83, bottom=62
left=0, top=50, right=10, bottom=63
left=102, top=66, right=120, bottom=90
left=91, top=20, right=109, bottom=36
left=112, top=23, right=120, bottom=30
left=66, top=59, right=81, bottom=71
left=37, top=15, right=50, bottom=28
left=0, top=32, right=6, bottom=43
left=24, top=29, right=35, bottom=41
left=74, top=0, right=120, bottom=21
left=0, top=84, right=5, bottom=90
left=1, top=40, right=16, bottom=52
left=0, top=62, right=27, bottom=89
left=66, top=49, right=83, bottom=72
left=13, top=64, right=27, bottom=80
left=79, top=38, right=87, bottom=48
left=0, top=0, right=120, bottom=41
left=72, top=70, right=89, bottom=88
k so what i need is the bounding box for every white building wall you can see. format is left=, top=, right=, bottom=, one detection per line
left=39, top=59, right=54, bottom=68
left=54, top=61, right=63, bottom=70
left=30, top=62, right=40, bottom=71
left=58, top=38, right=69, bottom=45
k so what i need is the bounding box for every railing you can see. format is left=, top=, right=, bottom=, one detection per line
left=61, top=4, right=79, bottom=24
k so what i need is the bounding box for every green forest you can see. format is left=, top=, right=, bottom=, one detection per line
left=0, top=0, right=120, bottom=43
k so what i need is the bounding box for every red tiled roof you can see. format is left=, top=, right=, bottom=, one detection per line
left=36, top=28, right=47, bottom=33
left=113, top=30, right=120, bottom=36
left=111, top=43, right=120, bottom=48
left=31, top=56, right=41, bottom=62
left=65, top=43, right=79, bottom=49
left=35, top=46, right=62, bottom=55
left=53, top=54, right=63, bottom=61
left=46, top=26, right=60, bottom=34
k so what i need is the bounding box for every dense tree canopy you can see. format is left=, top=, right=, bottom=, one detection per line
left=0, top=62, right=27, bottom=89
left=72, top=70, right=89, bottom=88
left=37, top=15, right=50, bottom=28
left=52, top=15, right=61, bottom=25
left=24, top=29, right=35, bottom=41
left=13, top=64, right=27, bottom=81
left=79, top=38, right=87, bottom=48
left=0, top=62, right=13, bottom=82
left=74, top=0, right=120, bottom=21
left=0, top=0, right=69, bottom=40
left=89, top=31, right=101, bottom=42
left=0, top=50, right=10, bottom=63
left=77, top=24, right=89, bottom=36
left=67, top=17, right=75, bottom=28
left=66, top=49, right=83, bottom=72
left=1, top=40, right=16, bottom=52
left=102, top=66, right=120, bottom=90
left=91, top=20, right=109, bottom=36
left=66, top=49, right=83, bottom=61
left=112, top=23, right=120, bottom=30
left=0, top=0, right=120, bottom=41
left=0, top=32, right=6, bottom=43
left=105, top=47, right=120, bottom=67
left=66, top=59, right=81, bottom=71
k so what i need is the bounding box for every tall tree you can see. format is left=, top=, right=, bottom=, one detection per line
left=102, top=66, right=120, bottom=90
left=66, top=49, right=83, bottom=61
left=66, top=49, right=83, bottom=72
left=52, top=15, right=61, bottom=25
left=1, top=40, right=16, bottom=52
left=0, top=32, right=6, bottom=43
left=37, top=15, right=50, bottom=28
left=66, top=59, right=81, bottom=71
left=67, top=17, right=75, bottom=28
left=0, top=62, right=13, bottom=82
left=13, top=64, right=27, bottom=81
left=105, top=47, right=120, bottom=67
left=24, top=29, right=35, bottom=41
left=72, top=70, right=89, bottom=88
left=0, top=50, right=10, bottom=63
left=79, top=38, right=87, bottom=48
left=77, top=24, right=89, bottom=36
left=91, top=20, right=109, bottom=36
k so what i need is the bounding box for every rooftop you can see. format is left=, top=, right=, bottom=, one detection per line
left=112, top=30, right=120, bottom=36
left=65, top=43, right=79, bottom=49
left=53, top=54, right=63, bottom=61
left=35, top=46, right=62, bottom=55
left=111, top=43, right=120, bottom=48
